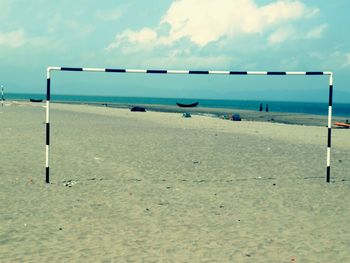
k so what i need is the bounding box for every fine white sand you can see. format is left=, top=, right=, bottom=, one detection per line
left=1, top=101, right=349, bottom=262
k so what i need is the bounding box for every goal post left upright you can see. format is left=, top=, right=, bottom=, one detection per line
left=45, top=68, right=51, bottom=183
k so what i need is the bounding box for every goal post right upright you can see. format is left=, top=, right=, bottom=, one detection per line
left=326, top=72, right=333, bottom=183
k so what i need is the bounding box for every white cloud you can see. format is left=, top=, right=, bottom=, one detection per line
left=308, top=51, right=350, bottom=70
left=107, top=0, right=320, bottom=51
left=65, top=20, right=95, bottom=37
left=0, top=29, right=65, bottom=51
left=305, top=24, right=328, bottom=39
left=0, top=0, right=12, bottom=20
left=29, top=36, right=65, bottom=51
left=160, top=0, right=319, bottom=46
left=96, top=9, right=122, bottom=21
left=335, top=52, right=350, bottom=69
left=261, top=1, right=318, bottom=23
left=267, top=23, right=328, bottom=45
left=147, top=54, right=234, bottom=69
left=345, top=54, right=350, bottom=68
left=106, top=27, right=157, bottom=52
left=47, top=13, right=62, bottom=33
left=268, top=27, right=296, bottom=45
left=0, top=29, right=26, bottom=48
left=47, top=13, right=95, bottom=37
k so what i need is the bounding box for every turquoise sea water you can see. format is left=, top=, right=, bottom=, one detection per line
left=5, top=93, right=350, bottom=118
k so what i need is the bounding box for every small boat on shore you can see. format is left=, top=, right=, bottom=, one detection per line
left=30, top=99, right=43, bottom=103
left=334, top=121, right=350, bottom=128
left=130, top=106, right=146, bottom=112
left=176, top=102, right=199, bottom=108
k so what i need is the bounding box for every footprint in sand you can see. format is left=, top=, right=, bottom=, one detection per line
left=94, top=157, right=103, bottom=162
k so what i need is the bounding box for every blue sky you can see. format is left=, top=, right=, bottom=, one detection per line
left=0, top=0, right=349, bottom=102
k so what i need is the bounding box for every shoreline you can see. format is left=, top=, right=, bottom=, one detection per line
left=6, top=99, right=348, bottom=127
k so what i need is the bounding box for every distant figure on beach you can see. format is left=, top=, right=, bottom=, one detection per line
left=1, top=85, right=4, bottom=107
left=259, top=103, right=263, bottom=112
left=266, top=104, right=269, bottom=112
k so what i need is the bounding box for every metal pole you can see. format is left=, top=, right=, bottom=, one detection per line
left=326, top=73, right=333, bottom=182
left=46, top=69, right=51, bottom=183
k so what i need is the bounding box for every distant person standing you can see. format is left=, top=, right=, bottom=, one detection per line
left=266, top=104, right=269, bottom=112
left=259, top=103, right=263, bottom=112
left=1, top=85, right=4, bottom=107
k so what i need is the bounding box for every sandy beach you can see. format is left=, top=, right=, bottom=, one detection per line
left=1, top=101, right=349, bottom=262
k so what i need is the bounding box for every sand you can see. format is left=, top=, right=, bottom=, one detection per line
left=0, top=101, right=349, bottom=262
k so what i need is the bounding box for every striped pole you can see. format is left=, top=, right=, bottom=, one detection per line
left=46, top=69, right=51, bottom=183
left=46, top=67, right=333, bottom=183
left=326, top=73, right=333, bottom=183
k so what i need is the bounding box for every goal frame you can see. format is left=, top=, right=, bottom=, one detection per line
left=45, top=66, right=334, bottom=183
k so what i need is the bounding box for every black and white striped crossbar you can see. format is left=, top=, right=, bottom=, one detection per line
left=45, top=66, right=334, bottom=184
left=47, top=66, right=332, bottom=75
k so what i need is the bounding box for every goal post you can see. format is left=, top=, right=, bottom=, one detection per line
left=45, top=66, right=334, bottom=184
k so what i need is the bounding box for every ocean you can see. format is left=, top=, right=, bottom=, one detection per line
left=4, top=93, right=350, bottom=118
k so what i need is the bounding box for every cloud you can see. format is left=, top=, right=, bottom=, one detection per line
left=0, top=0, right=12, bottom=21
left=106, top=27, right=158, bottom=52
left=0, top=28, right=65, bottom=52
left=332, top=51, right=350, bottom=69
left=29, top=36, right=66, bottom=51
left=268, top=26, right=296, bottom=45
left=160, top=0, right=317, bottom=46
left=107, top=0, right=320, bottom=51
left=96, top=9, right=122, bottom=21
left=305, top=23, right=328, bottom=39
left=0, top=29, right=26, bottom=48
left=346, top=54, right=350, bottom=68
left=268, top=23, right=328, bottom=45
left=260, top=0, right=318, bottom=23
left=146, top=53, right=233, bottom=69
left=47, top=13, right=95, bottom=37
left=308, top=50, right=350, bottom=71
left=65, top=20, right=95, bottom=37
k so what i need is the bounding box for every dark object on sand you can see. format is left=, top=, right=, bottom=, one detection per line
left=182, top=112, right=191, bottom=118
left=130, top=106, right=146, bottom=112
left=220, top=114, right=230, bottom=120
left=231, top=114, right=241, bottom=121
left=30, top=99, right=43, bottom=102
left=266, top=104, right=269, bottom=112
left=176, top=102, right=199, bottom=108
left=259, top=103, right=263, bottom=111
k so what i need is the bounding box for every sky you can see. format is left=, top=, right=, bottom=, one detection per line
left=0, top=0, right=349, bottom=102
